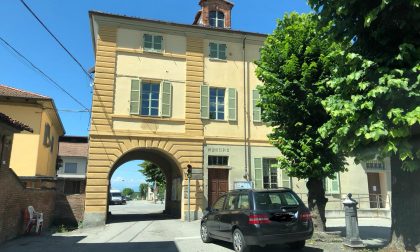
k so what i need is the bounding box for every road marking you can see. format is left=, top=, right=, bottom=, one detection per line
left=174, top=236, right=201, bottom=240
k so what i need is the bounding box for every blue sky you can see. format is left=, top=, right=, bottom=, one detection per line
left=1, top=0, right=311, bottom=192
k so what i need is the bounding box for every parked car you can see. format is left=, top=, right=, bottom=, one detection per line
left=200, top=188, right=313, bottom=252
left=109, top=189, right=123, bottom=205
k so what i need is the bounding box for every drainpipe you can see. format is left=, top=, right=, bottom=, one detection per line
left=242, top=35, right=248, bottom=180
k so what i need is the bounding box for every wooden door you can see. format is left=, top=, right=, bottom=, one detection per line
left=367, top=173, right=383, bottom=208
left=208, top=169, right=229, bottom=206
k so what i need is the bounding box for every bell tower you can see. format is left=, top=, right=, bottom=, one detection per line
left=193, top=0, right=234, bottom=29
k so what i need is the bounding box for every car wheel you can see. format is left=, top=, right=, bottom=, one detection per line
left=232, top=229, right=250, bottom=252
left=287, top=240, right=306, bottom=250
left=200, top=223, right=213, bottom=243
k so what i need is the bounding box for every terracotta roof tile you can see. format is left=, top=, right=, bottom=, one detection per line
left=0, top=112, right=33, bottom=132
left=0, top=84, right=51, bottom=100
left=59, top=142, right=89, bottom=157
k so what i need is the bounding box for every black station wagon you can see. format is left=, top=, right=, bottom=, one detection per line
left=200, top=188, right=313, bottom=252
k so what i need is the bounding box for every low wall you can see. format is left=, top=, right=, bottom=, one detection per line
left=0, top=168, right=56, bottom=244
left=54, top=193, right=85, bottom=227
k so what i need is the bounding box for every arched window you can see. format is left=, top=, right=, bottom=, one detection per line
left=209, top=11, right=225, bottom=28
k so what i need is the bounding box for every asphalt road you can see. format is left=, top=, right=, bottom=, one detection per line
left=0, top=200, right=391, bottom=252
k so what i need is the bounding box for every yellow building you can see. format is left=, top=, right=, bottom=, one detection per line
left=0, top=84, right=65, bottom=178
left=85, top=0, right=391, bottom=226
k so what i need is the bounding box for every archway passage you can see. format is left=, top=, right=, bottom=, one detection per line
left=107, top=148, right=182, bottom=223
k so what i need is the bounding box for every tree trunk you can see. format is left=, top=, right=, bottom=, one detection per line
left=385, top=156, right=420, bottom=251
left=307, top=178, right=328, bottom=232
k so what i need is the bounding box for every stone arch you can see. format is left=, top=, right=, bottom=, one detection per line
left=108, top=147, right=183, bottom=218
left=84, top=135, right=204, bottom=227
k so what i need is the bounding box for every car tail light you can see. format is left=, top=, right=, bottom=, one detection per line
left=248, top=214, right=271, bottom=224
left=299, top=212, right=312, bottom=222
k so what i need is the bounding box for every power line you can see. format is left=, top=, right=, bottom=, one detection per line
left=0, top=36, right=90, bottom=112
left=19, top=0, right=93, bottom=81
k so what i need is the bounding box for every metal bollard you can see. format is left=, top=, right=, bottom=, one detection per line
left=343, top=193, right=365, bottom=248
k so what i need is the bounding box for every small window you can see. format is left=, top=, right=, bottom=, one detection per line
left=209, top=43, right=227, bottom=60
left=209, top=87, right=225, bottom=120
left=212, top=195, right=226, bottom=211
left=43, top=123, right=51, bottom=146
left=143, top=34, right=163, bottom=52
left=208, top=156, right=228, bottom=166
left=64, top=163, right=78, bottom=174
left=209, top=11, right=225, bottom=28
left=141, top=82, right=160, bottom=116
left=64, top=181, right=81, bottom=194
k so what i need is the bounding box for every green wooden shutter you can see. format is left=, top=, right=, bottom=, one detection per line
left=219, top=44, right=227, bottom=60
left=144, top=34, right=153, bottom=50
left=252, top=89, right=261, bottom=122
left=209, top=43, right=218, bottom=58
left=331, top=173, right=340, bottom=194
left=326, top=173, right=340, bottom=194
left=254, top=158, right=263, bottom=189
left=160, top=81, right=172, bottom=117
left=227, top=88, right=237, bottom=121
left=130, top=79, right=141, bottom=114
left=201, top=85, right=209, bottom=119
left=154, top=35, right=163, bottom=51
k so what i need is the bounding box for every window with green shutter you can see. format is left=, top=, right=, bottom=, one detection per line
left=254, top=158, right=263, bottom=189
left=325, top=173, right=340, bottom=194
left=252, top=89, right=262, bottom=122
left=201, top=85, right=210, bottom=119
left=130, top=79, right=141, bottom=114
left=144, top=34, right=163, bottom=52
left=160, top=81, right=172, bottom=117
left=209, top=42, right=227, bottom=60
left=227, top=88, right=237, bottom=121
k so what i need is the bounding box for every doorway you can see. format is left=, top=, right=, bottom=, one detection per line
left=208, top=169, right=229, bottom=206
left=367, top=173, right=383, bottom=208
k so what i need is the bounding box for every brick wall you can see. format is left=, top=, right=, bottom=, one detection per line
left=54, top=193, right=85, bottom=227
left=0, top=168, right=56, bottom=244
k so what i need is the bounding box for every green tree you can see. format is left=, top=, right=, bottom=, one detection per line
left=138, top=161, right=166, bottom=187
left=255, top=13, right=346, bottom=232
left=139, top=183, right=149, bottom=200
left=309, top=0, right=420, bottom=249
left=122, top=188, right=134, bottom=197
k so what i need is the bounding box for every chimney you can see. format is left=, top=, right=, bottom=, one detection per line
left=193, top=0, right=234, bottom=29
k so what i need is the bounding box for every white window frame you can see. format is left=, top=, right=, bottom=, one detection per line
left=143, top=34, right=164, bottom=53
left=262, top=158, right=278, bottom=189
left=64, top=162, right=78, bottom=174
left=209, top=87, right=226, bottom=120
left=209, top=11, right=225, bottom=28
left=141, top=81, right=161, bottom=117
left=209, top=42, right=227, bottom=60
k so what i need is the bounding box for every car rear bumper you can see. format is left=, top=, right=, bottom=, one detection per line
left=244, top=228, right=313, bottom=246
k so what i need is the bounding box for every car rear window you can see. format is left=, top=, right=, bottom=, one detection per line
left=254, top=191, right=299, bottom=210
left=111, top=193, right=121, bottom=197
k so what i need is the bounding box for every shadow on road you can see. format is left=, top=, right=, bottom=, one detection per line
left=0, top=235, right=180, bottom=252
left=327, top=226, right=391, bottom=248
left=107, top=212, right=177, bottom=224
left=211, top=240, right=323, bottom=252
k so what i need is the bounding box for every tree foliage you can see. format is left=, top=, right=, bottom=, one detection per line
left=309, top=0, right=420, bottom=170
left=122, top=188, right=134, bottom=197
left=139, top=183, right=148, bottom=200
left=138, top=161, right=166, bottom=186
left=255, top=13, right=346, bottom=179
